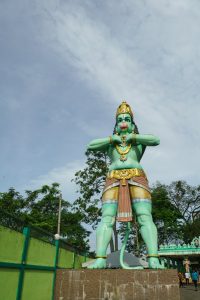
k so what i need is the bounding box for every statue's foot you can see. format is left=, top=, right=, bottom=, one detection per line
left=87, top=258, right=106, bottom=269
left=148, top=257, right=165, bottom=269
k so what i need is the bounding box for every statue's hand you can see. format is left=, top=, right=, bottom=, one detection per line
left=126, top=133, right=136, bottom=144
left=112, top=134, right=121, bottom=144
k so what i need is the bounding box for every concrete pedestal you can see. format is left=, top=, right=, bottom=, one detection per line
left=55, top=269, right=180, bottom=300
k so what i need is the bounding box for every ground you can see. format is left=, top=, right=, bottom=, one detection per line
left=180, top=284, right=200, bottom=300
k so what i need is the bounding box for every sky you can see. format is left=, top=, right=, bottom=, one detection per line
left=1, top=0, right=200, bottom=246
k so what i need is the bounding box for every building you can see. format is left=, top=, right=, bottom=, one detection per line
left=158, top=236, right=200, bottom=271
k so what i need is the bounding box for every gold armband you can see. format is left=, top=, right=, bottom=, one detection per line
left=146, top=254, right=160, bottom=258
left=96, top=256, right=107, bottom=259
left=109, top=136, right=113, bottom=144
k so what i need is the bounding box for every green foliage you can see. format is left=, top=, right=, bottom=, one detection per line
left=72, top=150, right=109, bottom=228
left=182, top=218, right=200, bottom=243
left=166, top=181, right=200, bottom=223
left=0, top=188, right=27, bottom=216
left=25, top=183, right=67, bottom=231
left=152, top=181, right=200, bottom=244
left=151, top=183, right=182, bottom=244
left=0, top=183, right=90, bottom=251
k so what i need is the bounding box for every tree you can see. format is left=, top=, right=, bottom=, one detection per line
left=165, top=181, right=200, bottom=244
left=0, top=183, right=90, bottom=251
left=167, top=181, right=200, bottom=223
left=0, top=187, right=28, bottom=230
left=27, top=183, right=90, bottom=250
left=0, top=188, right=26, bottom=216
left=151, top=183, right=182, bottom=244
left=152, top=181, right=200, bottom=245
left=182, top=218, right=200, bottom=243
left=72, top=150, right=108, bottom=226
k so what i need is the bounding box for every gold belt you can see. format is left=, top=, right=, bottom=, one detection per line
left=107, top=168, right=146, bottom=185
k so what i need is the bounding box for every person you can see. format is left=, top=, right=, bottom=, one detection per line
left=183, top=258, right=190, bottom=273
left=178, top=272, right=184, bottom=288
left=87, top=101, right=164, bottom=269
left=185, top=271, right=190, bottom=285
left=191, top=269, right=199, bottom=291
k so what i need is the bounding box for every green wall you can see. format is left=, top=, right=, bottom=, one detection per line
left=27, top=238, right=55, bottom=266
left=58, top=247, right=74, bottom=268
left=0, top=226, right=24, bottom=263
left=0, top=225, right=89, bottom=300
left=0, top=269, right=19, bottom=300
left=22, top=271, right=53, bottom=300
left=74, top=254, right=86, bottom=269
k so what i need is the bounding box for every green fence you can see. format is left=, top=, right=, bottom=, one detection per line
left=0, top=211, right=91, bottom=300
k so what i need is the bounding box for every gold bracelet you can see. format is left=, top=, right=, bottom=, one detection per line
left=96, top=256, right=107, bottom=259
left=146, top=254, right=160, bottom=258
left=109, top=136, right=113, bottom=144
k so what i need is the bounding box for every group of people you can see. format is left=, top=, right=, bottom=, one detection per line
left=178, top=270, right=199, bottom=291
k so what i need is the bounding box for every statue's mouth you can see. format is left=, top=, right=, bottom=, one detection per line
left=120, top=123, right=128, bottom=130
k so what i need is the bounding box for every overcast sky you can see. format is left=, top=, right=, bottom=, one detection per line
left=1, top=0, right=200, bottom=206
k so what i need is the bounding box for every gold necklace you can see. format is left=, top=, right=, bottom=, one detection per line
left=121, top=135, right=127, bottom=146
left=115, top=144, right=132, bottom=161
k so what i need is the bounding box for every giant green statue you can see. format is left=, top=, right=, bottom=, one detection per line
left=87, top=101, right=164, bottom=269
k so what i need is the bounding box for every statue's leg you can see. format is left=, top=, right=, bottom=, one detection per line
left=87, top=202, right=117, bottom=269
left=133, top=201, right=164, bottom=269
left=130, top=186, right=164, bottom=269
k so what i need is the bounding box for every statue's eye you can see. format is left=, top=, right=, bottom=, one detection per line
left=125, top=118, right=131, bottom=122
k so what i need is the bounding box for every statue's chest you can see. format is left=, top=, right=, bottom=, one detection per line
left=109, top=146, right=138, bottom=162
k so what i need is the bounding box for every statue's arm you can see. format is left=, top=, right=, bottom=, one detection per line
left=87, top=135, right=121, bottom=151
left=87, top=137, right=111, bottom=151
left=130, top=134, right=160, bottom=146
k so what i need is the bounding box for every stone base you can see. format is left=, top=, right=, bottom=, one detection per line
left=55, top=269, right=180, bottom=300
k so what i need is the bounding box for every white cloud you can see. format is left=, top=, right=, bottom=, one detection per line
left=33, top=0, right=200, bottom=185
left=27, top=160, right=84, bottom=202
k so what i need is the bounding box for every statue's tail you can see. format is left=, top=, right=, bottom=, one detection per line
left=119, top=222, right=143, bottom=269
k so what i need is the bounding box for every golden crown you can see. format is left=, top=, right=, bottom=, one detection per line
left=116, top=101, right=133, bottom=118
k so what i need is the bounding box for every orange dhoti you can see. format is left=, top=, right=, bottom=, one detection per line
left=102, top=169, right=151, bottom=222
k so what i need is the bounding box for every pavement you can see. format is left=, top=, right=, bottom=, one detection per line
left=180, top=284, right=200, bottom=300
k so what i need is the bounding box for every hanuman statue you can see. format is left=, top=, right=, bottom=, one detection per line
left=87, top=101, right=164, bottom=269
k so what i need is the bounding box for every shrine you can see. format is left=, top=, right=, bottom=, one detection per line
left=159, top=236, right=200, bottom=271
